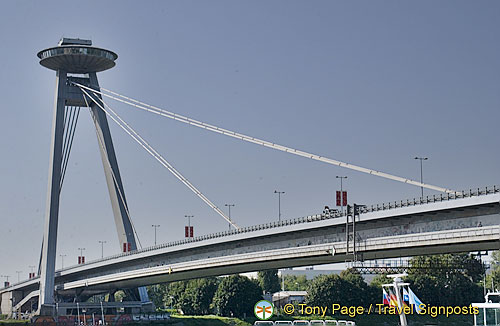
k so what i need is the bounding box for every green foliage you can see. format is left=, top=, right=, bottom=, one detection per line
left=366, top=274, right=392, bottom=306
left=492, top=250, right=500, bottom=265
left=165, top=280, right=187, bottom=309
left=487, top=250, right=500, bottom=292
left=147, top=284, right=168, bottom=309
left=212, top=275, right=263, bottom=317
left=306, top=270, right=377, bottom=308
left=406, top=254, right=484, bottom=306
left=370, top=274, right=391, bottom=289
left=306, top=274, right=354, bottom=307
left=257, top=269, right=281, bottom=293
left=163, top=278, right=219, bottom=315
left=180, top=278, right=219, bottom=315
left=113, top=290, right=126, bottom=302
left=487, top=267, right=500, bottom=292
left=408, top=253, right=484, bottom=282
left=282, top=275, right=309, bottom=291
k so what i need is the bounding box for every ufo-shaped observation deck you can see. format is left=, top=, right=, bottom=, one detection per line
left=37, top=43, right=118, bottom=73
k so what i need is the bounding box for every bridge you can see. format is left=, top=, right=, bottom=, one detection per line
left=1, top=38, right=498, bottom=318
left=2, top=186, right=499, bottom=316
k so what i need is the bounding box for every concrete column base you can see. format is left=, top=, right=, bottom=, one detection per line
left=38, top=304, right=56, bottom=316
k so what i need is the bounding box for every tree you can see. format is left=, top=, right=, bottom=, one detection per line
left=492, top=251, right=500, bottom=265
left=282, top=275, right=309, bottom=291
left=146, top=284, right=168, bottom=309
left=163, top=278, right=219, bottom=315
left=306, top=274, right=352, bottom=308
left=258, top=269, right=281, bottom=294
left=178, top=278, right=219, bottom=315
left=165, top=281, right=187, bottom=310
left=339, top=269, right=370, bottom=307
left=212, top=275, right=263, bottom=317
left=367, top=274, right=392, bottom=306
left=487, top=250, right=500, bottom=292
left=406, top=254, right=484, bottom=306
left=370, top=274, right=392, bottom=289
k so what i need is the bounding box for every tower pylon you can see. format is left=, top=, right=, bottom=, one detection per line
left=37, top=38, right=149, bottom=314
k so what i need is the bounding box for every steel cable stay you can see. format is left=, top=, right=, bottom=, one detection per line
left=60, top=106, right=75, bottom=178
left=71, top=82, right=455, bottom=194
left=79, top=87, right=240, bottom=229
left=82, top=94, right=143, bottom=249
left=60, top=106, right=81, bottom=191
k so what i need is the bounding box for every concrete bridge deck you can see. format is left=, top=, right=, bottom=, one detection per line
left=1, top=187, right=498, bottom=315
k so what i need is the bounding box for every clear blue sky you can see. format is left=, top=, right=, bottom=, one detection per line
left=0, top=1, right=499, bottom=281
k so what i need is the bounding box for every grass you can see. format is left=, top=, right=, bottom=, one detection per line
left=0, top=320, right=30, bottom=325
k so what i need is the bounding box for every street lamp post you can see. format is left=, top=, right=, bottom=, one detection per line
left=59, top=254, right=67, bottom=269
left=29, top=265, right=36, bottom=277
left=414, top=157, right=428, bottom=198
left=78, top=248, right=85, bottom=257
left=337, top=176, right=348, bottom=249
left=151, top=225, right=160, bottom=245
left=15, top=271, right=22, bottom=283
left=78, top=248, right=85, bottom=265
left=98, top=241, right=107, bottom=259
left=274, top=190, right=285, bottom=222
left=224, top=204, right=235, bottom=230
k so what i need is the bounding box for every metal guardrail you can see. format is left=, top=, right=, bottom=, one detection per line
left=2, top=186, right=498, bottom=290
left=78, top=185, right=497, bottom=267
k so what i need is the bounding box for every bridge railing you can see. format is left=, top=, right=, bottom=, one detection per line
left=6, top=185, right=496, bottom=283
left=361, top=186, right=499, bottom=213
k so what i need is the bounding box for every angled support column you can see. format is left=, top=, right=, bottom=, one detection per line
left=88, top=73, right=149, bottom=303
left=39, top=71, right=67, bottom=313
left=88, top=73, right=136, bottom=248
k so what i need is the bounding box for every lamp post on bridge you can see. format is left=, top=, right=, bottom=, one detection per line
left=151, top=225, right=160, bottom=246
left=414, top=157, right=428, bottom=198
left=29, top=265, right=36, bottom=279
left=224, top=204, right=235, bottom=230
left=274, top=190, right=285, bottom=222
left=78, top=248, right=85, bottom=265
left=15, top=271, right=22, bottom=283
left=98, top=241, right=107, bottom=259
left=59, top=254, right=66, bottom=269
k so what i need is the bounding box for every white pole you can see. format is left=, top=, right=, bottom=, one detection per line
left=393, top=280, right=407, bottom=326
left=100, top=301, right=105, bottom=326
left=77, top=302, right=80, bottom=326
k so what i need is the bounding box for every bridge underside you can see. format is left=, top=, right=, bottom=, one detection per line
left=2, top=194, right=499, bottom=317
left=58, top=225, right=499, bottom=294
